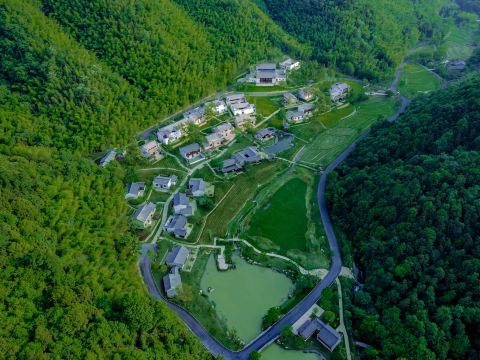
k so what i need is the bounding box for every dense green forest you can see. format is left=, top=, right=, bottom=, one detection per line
left=328, top=75, right=480, bottom=359
left=41, top=0, right=303, bottom=119
left=0, top=145, right=210, bottom=358
left=257, top=0, right=447, bottom=80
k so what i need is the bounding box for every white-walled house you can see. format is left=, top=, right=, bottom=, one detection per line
left=280, top=58, right=300, bottom=71
left=153, top=175, right=178, bottom=191
left=231, top=102, right=255, bottom=116
left=125, top=182, right=145, bottom=200
left=183, top=107, right=205, bottom=125
left=133, top=202, right=156, bottom=228
left=212, top=100, right=227, bottom=114
left=140, top=141, right=161, bottom=158
left=157, top=126, right=182, bottom=145
left=213, top=122, right=235, bottom=142
left=330, top=83, right=350, bottom=102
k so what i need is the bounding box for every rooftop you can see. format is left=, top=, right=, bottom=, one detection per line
left=166, top=245, right=190, bottom=267
left=127, top=182, right=145, bottom=196
left=173, top=192, right=189, bottom=206
left=134, top=202, right=156, bottom=222
left=179, top=143, right=201, bottom=157
left=189, top=178, right=206, bottom=193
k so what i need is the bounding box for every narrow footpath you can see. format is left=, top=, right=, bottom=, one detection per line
left=138, top=55, right=421, bottom=359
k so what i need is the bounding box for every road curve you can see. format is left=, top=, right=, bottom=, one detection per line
left=138, top=133, right=364, bottom=359
left=138, top=60, right=417, bottom=358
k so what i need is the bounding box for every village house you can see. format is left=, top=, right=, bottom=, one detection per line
left=99, top=150, right=116, bottom=167
left=140, top=140, right=162, bottom=159
left=234, top=115, right=256, bottom=129
left=447, top=60, right=466, bottom=72
left=233, top=146, right=263, bottom=166
left=213, top=122, right=235, bottom=142
left=286, top=110, right=304, bottom=123
left=173, top=192, right=195, bottom=217
left=153, top=175, right=177, bottom=192
left=164, top=214, right=190, bottom=239
left=254, top=63, right=287, bottom=86
left=163, top=266, right=182, bottom=298
left=125, top=182, right=145, bottom=200
left=298, top=103, right=314, bottom=116
left=212, top=100, right=227, bottom=114
left=284, top=92, right=298, bottom=105
left=203, top=132, right=223, bottom=151
left=298, top=88, right=314, bottom=101
left=220, top=158, right=243, bottom=174
left=254, top=127, right=276, bottom=142
left=231, top=101, right=256, bottom=116
left=226, top=93, right=247, bottom=106
left=179, top=143, right=204, bottom=164
left=165, top=245, right=190, bottom=268
left=133, top=202, right=156, bottom=228
left=280, top=58, right=300, bottom=71
left=183, top=106, right=206, bottom=125
left=157, top=126, right=183, bottom=145
left=330, top=82, right=350, bottom=102
left=297, top=318, right=342, bottom=352
left=188, top=178, right=207, bottom=197
left=286, top=103, right=315, bottom=123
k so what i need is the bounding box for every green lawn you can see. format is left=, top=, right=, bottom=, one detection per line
left=444, top=23, right=480, bottom=60
left=236, top=83, right=291, bottom=92
left=398, top=63, right=441, bottom=98
left=247, top=96, right=281, bottom=117
left=247, top=178, right=309, bottom=252
left=300, top=97, right=397, bottom=168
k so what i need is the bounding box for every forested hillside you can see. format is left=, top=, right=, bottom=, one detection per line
left=328, top=75, right=480, bottom=359
left=41, top=0, right=304, bottom=118
left=257, top=0, right=446, bottom=79
left=0, top=146, right=210, bottom=358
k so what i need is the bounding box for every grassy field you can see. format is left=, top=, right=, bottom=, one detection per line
left=247, top=178, right=309, bottom=252
left=300, top=97, right=397, bottom=168
left=236, top=83, right=292, bottom=92
left=398, top=63, right=441, bottom=98
left=199, top=160, right=288, bottom=243
left=444, top=23, right=480, bottom=60
left=320, top=104, right=355, bottom=128
left=247, top=96, right=281, bottom=117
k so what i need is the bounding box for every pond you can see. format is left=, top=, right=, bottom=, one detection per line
left=262, top=343, right=325, bottom=360
left=200, top=254, right=293, bottom=343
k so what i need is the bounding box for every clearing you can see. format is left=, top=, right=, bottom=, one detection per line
left=398, top=63, right=441, bottom=98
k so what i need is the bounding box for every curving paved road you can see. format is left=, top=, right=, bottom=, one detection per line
left=138, top=60, right=418, bottom=359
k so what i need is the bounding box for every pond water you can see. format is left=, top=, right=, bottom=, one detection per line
left=262, top=343, right=324, bottom=360
left=200, top=254, right=293, bottom=343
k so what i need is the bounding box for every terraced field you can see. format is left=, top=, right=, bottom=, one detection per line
left=444, top=23, right=480, bottom=60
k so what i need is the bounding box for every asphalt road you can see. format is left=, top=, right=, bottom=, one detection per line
left=138, top=60, right=417, bottom=359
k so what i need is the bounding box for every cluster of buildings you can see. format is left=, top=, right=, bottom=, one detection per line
left=219, top=146, right=264, bottom=174
left=163, top=177, right=213, bottom=239
left=246, top=58, right=300, bottom=86
left=162, top=245, right=190, bottom=298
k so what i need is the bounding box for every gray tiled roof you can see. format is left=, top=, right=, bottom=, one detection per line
left=166, top=245, right=190, bottom=267
left=256, top=63, right=277, bottom=71
left=316, top=320, right=342, bottom=350
left=179, top=143, right=200, bottom=158
left=165, top=214, right=187, bottom=232
left=189, top=178, right=206, bottom=193
left=127, top=182, right=145, bottom=196
left=173, top=192, right=189, bottom=206
left=163, top=266, right=182, bottom=297
left=134, top=202, right=156, bottom=222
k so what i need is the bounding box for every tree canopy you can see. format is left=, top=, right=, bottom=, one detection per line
left=328, top=75, right=480, bottom=359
